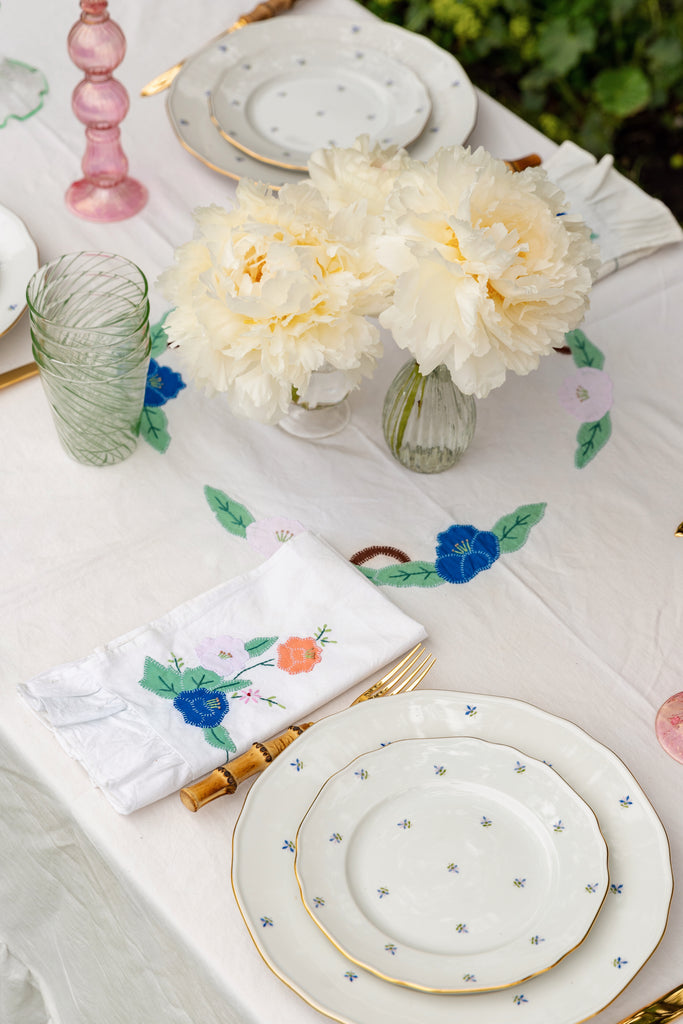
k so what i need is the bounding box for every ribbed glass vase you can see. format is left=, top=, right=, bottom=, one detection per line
left=382, top=359, right=476, bottom=473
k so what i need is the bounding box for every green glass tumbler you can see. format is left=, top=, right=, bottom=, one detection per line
left=26, top=252, right=150, bottom=466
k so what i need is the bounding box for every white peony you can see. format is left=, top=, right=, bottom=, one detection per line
left=307, top=135, right=412, bottom=216
left=377, top=145, right=599, bottom=399
left=157, top=180, right=390, bottom=423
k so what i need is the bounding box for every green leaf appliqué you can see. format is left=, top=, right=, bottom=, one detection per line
left=205, top=486, right=255, bottom=537
left=371, top=561, right=445, bottom=588
left=492, top=504, right=547, bottom=553
left=565, top=329, right=605, bottom=370
left=139, top=657, right=185, bottom=698
left=150, top=311, right=171, bottom=357
left=576, top=414, right=612, bottom=468
left=202, top=725, right=237, bottom=755
left=140, top=406, right=170, bottom=453
left=245, top=637, right=278, bottom=657
left=179, top=667, right=226, bottom=691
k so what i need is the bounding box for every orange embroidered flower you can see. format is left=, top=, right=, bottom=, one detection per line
left=277, top=636, right=323, bottom=674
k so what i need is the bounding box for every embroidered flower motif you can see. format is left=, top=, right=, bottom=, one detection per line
left=558, top=367, right=613, bottom=422
left=233, top=687, right=262, bottom=705
left=195, top=636, right=249, bottom=676
left=277, top=636, right=323, bottom=674
left=435, top=525, right=500, bottom=584
left=245, top=516, right=306, bottom=558
left=144, top=358, right=186, bottom=407
left=172, top=687, right=229, bottom=727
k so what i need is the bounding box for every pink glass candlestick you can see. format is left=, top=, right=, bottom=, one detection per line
left=66, top=0, right=147, bottom=221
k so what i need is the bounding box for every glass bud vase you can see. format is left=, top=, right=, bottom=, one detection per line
left=382, top=359, right=476, bottom=473
left=278, top=363, right=352, bottom=440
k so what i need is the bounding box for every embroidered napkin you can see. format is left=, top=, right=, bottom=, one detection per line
left=18, top=532, right=426, bottom=814
left=544, top=140, right=682, bottom=281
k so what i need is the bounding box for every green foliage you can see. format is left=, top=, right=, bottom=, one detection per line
left=361, top=0, right=683, bottom=187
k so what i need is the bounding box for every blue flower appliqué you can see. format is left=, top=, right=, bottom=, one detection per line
left=435, top=525, right=500, bottom=584
left=145, top=358, right=186, bottom=407
left=173, top=687, right=228, bottom=727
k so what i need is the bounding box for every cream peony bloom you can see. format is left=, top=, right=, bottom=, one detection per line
left=307, top=135, right=413, bottom=216
left=378, top=146, right=598, bottom=399
left=157, top=180, right=390, bottom=423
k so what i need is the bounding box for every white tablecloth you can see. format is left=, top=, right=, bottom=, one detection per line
left=1, top=1, right=682, bottom=1022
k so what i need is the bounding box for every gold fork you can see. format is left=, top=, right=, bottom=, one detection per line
left=615, top=982, right=683, bottom=1024
left=179, top=642, right=435, bottom=811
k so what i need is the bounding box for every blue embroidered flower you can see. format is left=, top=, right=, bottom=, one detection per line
left=145, top=358, right=186, bottom=407
left=173, top=687, right=228, bottom=727
left=435, top=525, right=500, bottom=584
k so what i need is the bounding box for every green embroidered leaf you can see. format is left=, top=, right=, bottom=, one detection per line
left=575, top=414, right=612, bottom=468
left=180, top=667, right=226, bottom=691
left=150, top=310, right=171, bottom=356
left=372, top=562, right=445, bottom=588
left=245, top=636, right=278, bottom=657
left=214, top=677, right=254, bottom=693
left=565, top=329, right=605, bottom=370
left=139, top=656, right=184, bottom=698
left=203, top=725, right=237, bottom=754
left=140, top=406, right=170, bottom=453
left=204, top=486, right=255, bottom=537
left=492, top=503, right=547, bottom=553
left=359, top=567, right=379, bottom=582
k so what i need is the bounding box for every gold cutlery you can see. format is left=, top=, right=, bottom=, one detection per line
left=616, top=982, right=683, bottom=1023
left=179, top=642, right=435, bottom=810
left=675, top=522, right=683, bottom=536
left=140, top=0, right=297, bottom=97
left=0, top=361, right=38, bottom=389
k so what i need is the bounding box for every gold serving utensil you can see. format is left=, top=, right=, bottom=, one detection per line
left=615, top=982, right=683, bottom=1023
left=0, top=361, right=38, bottom=389
left=180, top=642, right=435, bottom=810
left=675, top=522, right=683, bottom=536
left=140, top=0, right=297, bottom=97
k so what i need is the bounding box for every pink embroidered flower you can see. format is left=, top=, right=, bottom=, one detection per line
left=558, top=367, right=613, bottom=422
left=245, top=517, right=306, bottom=558
left=195, top=636, right=249, bottom=676
left=235, top=688, right=262, bottom=705
left=277, top=636, right=323, bottom=674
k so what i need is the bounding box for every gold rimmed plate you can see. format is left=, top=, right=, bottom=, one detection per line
left=0, top=203, right=38, bottom=337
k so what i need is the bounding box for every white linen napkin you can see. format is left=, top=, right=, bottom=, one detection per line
left=18, top=532, right=426, bottom=813
left=543, top=140, right=682, bottom=281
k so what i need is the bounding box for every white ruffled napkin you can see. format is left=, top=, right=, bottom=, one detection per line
left=544, top=140, right=682, bottom=281
left=18, top=532, right=426, bottom=813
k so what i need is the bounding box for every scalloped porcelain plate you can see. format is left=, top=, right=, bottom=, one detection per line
left=209, top=42, right=431, bottom=171
left=232, top=690, right=673, bottom=1024
left=0, top=203, right=39, bottom=336
left=295, top=736, right=608, bottom=994
left=167, top=16, right=477, bottom=187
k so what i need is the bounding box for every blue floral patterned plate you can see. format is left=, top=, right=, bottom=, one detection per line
left=294, top=735, right=608, bottom=993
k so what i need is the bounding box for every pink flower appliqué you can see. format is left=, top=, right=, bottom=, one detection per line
left=195, top=636, right=249, bottom=676
left=245, top=517, right=306, bottom=558
left=558, top=367, right=613, bottom=422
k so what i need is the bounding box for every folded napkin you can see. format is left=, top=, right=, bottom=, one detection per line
left=543, top=140, right=682, bottom=281
left=18, top=532, right=426, bottom=813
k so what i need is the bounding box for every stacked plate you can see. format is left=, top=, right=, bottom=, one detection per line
left=232, top=690, right=673, bottom=1024
left=166, top=17, right=478, bottom=188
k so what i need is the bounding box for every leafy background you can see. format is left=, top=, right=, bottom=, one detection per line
left=360, top=0, right=683, bottom=221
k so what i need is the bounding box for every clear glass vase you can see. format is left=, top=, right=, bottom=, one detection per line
left=382, top=359, right=476, bottom=473
left=278, top=364, right=352, bottom=439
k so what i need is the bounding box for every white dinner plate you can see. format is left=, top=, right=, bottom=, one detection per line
left=232, top=690, right=672, bottom=1024
left=167, top=17, right=478, bottom=187
left=295, top=736, right=608, bottom=994
left=209, top=42, right=432, bottom=171
left=0, top=203, right=38, bottom=336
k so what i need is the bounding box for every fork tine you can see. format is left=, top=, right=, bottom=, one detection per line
left=371, top=651, right=435, bottom=699
left=384, top=653, right=436, bottom=697
left=351, top=643, right=425, bottom=705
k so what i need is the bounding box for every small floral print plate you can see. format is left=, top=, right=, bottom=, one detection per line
left=232, top=691, right=672, bottom=1024
left=208, top=43, right=431, bottom=171
left=294, top=736, right=608, bottom=993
